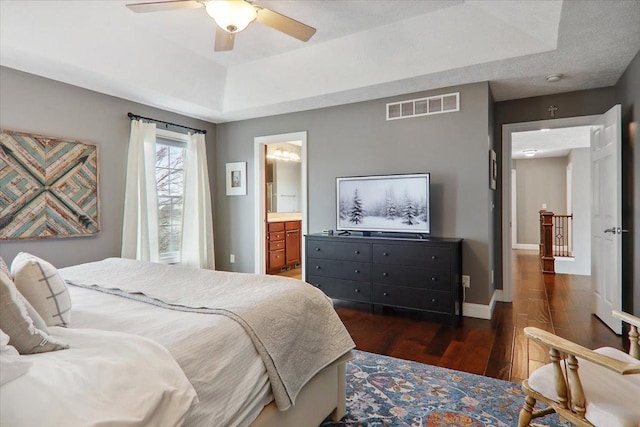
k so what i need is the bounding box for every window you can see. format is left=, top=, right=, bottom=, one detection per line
left=155, top=129, right=188, bottom=263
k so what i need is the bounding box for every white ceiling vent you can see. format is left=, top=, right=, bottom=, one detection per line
left=386, top=92, right=459, bottom=120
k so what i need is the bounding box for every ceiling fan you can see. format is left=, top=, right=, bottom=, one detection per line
left=126, top=0, right=316, bottom=51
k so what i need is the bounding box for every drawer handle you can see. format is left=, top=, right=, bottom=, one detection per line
left=315, top=265, right=321, bottom=269
left=382, top=252, right=389, bottom=256
left=431, top=276, right=437, bottom=281
left=354, top=269, right=360, bottom=274
left=383, top=292, right=388, bottom=296
left=431, top=255, right=437, bottom=260
left=354, top=250, right=360, bottom=254
left=354, top=288, right=360, bottom=293
left=382, top=272, right=388, bottom=277
left=276, top=256, right=280, bottom=259
left=431, top=298, right=437, bottom=303
left=315, top=247, right=321, bottom=251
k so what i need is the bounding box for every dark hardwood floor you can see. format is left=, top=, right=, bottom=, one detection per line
left=334, top=249, right=627, bottom=383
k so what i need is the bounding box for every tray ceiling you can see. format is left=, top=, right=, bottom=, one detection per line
left=1, top=0, right=639, bottom=123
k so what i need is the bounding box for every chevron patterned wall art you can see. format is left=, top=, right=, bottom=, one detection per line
left=0, top=129, right=100, bottom=240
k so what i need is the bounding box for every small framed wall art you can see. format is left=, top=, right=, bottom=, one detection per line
left=226, top=161, right=247, bottom=196
left=489, top=149, right=497, bottom=190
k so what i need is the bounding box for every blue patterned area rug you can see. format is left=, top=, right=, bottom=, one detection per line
left=322, top=350, right=567, bottom=427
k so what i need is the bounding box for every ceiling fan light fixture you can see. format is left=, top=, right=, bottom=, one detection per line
left=206, top=0, right=256, bottom=33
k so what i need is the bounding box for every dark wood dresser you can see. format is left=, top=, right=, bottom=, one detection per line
left=305, top=233, right=462, bottom=324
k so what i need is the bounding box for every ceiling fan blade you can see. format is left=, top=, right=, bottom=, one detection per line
left=215, top=27, right=235, bottom=51
left=126, top=0, right=202, bottom=13
left=255, top=7, right=316, bottom=42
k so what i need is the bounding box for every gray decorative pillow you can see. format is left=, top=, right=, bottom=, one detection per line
left=0, top=270, right=68, bottom=354
left=0, top=256, right=47, bottom=330
left=0, top=256, right=10, bottom=277
left=11, top=252, right=72, bottom=327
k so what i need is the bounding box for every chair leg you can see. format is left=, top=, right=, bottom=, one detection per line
left=518, top=395, right=536, bottom=427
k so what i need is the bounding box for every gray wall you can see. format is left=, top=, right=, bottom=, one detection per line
left=216, top=82, right=494, bottom=305
left=488, top=89, right=496, bottom=296
left=514, top=157, right=567, bottom=245
left=616, top=50, right=640, bottom=316
left=0, top=67, right=217, bottom=268
left=559, top=148, right=591, bottom=276
left=494, top=86, right=617, bottom=291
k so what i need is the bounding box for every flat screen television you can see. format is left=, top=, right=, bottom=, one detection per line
left=336, top=173, right=430, bottom=234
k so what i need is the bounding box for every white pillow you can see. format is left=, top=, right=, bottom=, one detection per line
left=1, top=325, right=33, bottom=386
left=11, top=253, right=71, bottom=327
left=0, top=329, right=18, bottom=356
left=0, top=354, right=33, bottom=386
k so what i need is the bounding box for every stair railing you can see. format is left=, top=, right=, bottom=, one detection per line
left=539, top=210, right=574, bottom=274
left=539, top=210, right=555, bottom=274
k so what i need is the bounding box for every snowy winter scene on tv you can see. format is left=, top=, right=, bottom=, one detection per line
left=337, top=174, right=430, bottom=234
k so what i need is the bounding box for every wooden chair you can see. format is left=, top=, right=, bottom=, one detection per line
left=518, top=310, right=640, bottom=427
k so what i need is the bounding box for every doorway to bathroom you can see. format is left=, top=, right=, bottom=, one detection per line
left=253, top=132, right=308, bottom=280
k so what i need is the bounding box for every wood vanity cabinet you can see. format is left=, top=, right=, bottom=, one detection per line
left=285, top=221, right=301, bottom=265
left=267, top=220, right=301, bottom=273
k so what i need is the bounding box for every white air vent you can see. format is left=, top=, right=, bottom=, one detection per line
left=386, top=92, right=459, bottom=120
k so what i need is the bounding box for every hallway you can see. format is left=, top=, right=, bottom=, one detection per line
left=334, top=249, right=626, bottom=382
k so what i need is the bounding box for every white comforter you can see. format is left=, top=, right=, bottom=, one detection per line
left=0, top=327, right=197, bottom=427
left=66, top=285, right=273, bottom=427
left=61, top=258, right=356, bottom=411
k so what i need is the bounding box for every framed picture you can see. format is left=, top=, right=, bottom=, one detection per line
left=489, top=149, right=497, bottom=190
left=1, top=129, right=101, bottom=240
left=226, top=162, right=247, bottom=196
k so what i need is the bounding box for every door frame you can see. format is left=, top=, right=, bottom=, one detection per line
left=253, top=131, right=308, bottom=276
left=502, top=115, right=598, bottom=302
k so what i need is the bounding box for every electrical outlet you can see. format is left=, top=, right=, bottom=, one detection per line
left=462, top=275, right=470, bottom=288
left=230, top=254, right=235, bottom=263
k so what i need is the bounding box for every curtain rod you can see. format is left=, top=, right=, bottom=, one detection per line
left=127, top=112, right=207, bottom=135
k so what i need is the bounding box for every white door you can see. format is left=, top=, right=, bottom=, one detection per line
left=591, top=104, right=622, bottom=334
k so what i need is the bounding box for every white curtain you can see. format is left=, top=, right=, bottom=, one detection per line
left=180, top=132, right=215, bottom=269
left=121, top=120, right=160, bottom=262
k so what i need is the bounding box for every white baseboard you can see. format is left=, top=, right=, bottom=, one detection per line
left=513, top=243, right=538, bottom=250
left=463, top=289, right=502, bottom=320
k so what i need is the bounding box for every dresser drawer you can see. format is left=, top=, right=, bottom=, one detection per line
left=269, top=240, right=285, bottom=251
left=307, top=239, right=371, bottom=262
left=307, top=259, right=370, bottom=281
left=307, top=276, right=370, bottom=303
left=372, top=265, right=451, bottom=291
left=373, top=244, right=450, bottom=268
left=372, top=284, right=451, bottom=313
left=268, top=222, right=285, bottom=232
left=269, top=231, right=286, bottom=242
left=269, top=249, right=285, bottom=269
left=285, top=220, right=300, bottom=230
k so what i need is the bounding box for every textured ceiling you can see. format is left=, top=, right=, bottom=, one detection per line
left=1, top=0, right=639, bottom=123
left=512, top=126, right=591, bottom=160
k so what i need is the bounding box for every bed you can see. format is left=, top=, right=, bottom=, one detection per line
left=1, top=256, right=355, bottom=427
